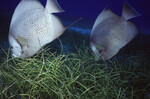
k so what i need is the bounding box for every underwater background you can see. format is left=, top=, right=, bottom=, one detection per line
left=0, top=0, right=150, bottom=98
left=0, top=0, right=150, bottom=49
left=0, top=0, right=150, bottom=37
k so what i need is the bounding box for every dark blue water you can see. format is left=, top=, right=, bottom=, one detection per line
left=0, top=0, right=150, bottom=50
left=1, top=0, right=150, bottom=30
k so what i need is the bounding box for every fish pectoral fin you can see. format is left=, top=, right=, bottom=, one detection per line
left=17, top=37, right=28, bottom=46
left=95, top=44, right=105, bottom=51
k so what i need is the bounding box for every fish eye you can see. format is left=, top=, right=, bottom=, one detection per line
left=99, top=49, right=104, bottom=53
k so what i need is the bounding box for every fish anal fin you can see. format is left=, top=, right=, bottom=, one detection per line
left=125, top=21, right=139, bottom=43
left=47, top=14, right=66, bottom=43
left=65, top=17, right=82, bottom=29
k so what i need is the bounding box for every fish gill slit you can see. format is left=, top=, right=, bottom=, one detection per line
left=38, top=37, right=42, bottom=48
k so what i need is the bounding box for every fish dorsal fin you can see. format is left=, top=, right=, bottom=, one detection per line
left=122, top=2, right=141, bottom=20
left=10, top=0, right=44, bottom=26
left=92, top=9, right=118, bottom=32
left=65, top=17, right=82, bottom=29
left=45, top=0, right=64, bottom=13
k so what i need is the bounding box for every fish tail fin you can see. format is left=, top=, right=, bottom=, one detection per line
left=121, top=1, right=141, bottom=20
left=45, top=0, right=64, bottom=13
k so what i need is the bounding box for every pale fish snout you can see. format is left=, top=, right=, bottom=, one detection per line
left=90, top=42, right=100, bottom=61
left=11, top=42, right=22, bottom=58
left=9, top=36, right=22, bottom=58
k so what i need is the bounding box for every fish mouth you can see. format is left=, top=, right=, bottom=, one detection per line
left=90, top=42, right=100, bottom=60
left=11, top=47, right=22, bottom=58
left=12, top=53, right=18, bottom=58
left=11, top=43, right=22, bottom=58
left=90, top=42, right=106, bottom=61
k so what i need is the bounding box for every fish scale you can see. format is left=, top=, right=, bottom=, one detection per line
left=8, top=0, right=67, bottom=58
left=90, top=2, right=140, bottom=60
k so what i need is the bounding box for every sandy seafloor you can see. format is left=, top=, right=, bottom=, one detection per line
left=0, top=13, right=150, bottom=57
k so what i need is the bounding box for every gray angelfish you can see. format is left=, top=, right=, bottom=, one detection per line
left=9, top=0, right=75, bottom=58
left=90, top=2, right=140, bottom=60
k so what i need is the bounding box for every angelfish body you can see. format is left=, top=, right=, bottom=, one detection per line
left=9, top=0, right=66, bottom=58
left=90, top=2, right=140, bottom=60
